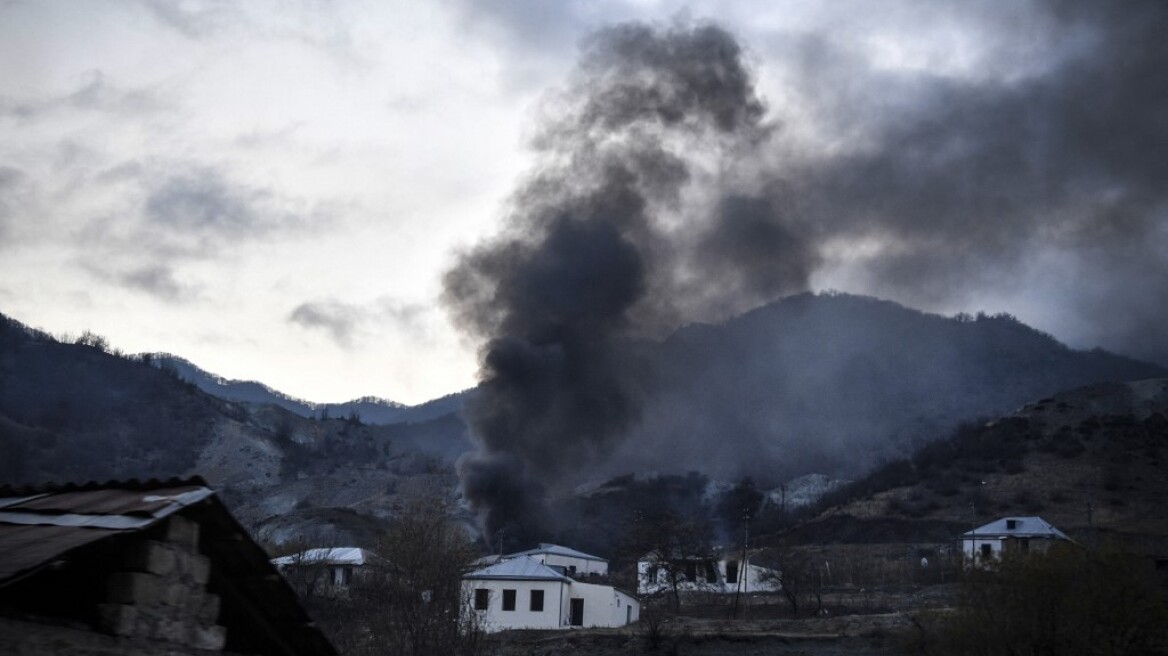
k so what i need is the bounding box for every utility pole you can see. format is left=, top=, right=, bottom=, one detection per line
left=743, top=508, right=750, bottom=619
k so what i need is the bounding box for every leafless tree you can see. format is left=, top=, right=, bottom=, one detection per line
left=626, top=511, right=714, bottom=614
left=320, top=494, right=485, bottom=656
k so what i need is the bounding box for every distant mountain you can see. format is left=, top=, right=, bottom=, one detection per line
left=151, top=354, right=470, bottom=425
left=605, top=292, right=1168, bottom=484
left=0, top=313, right=471, bottom=545
left=2, top=292, right=1164, bottom=547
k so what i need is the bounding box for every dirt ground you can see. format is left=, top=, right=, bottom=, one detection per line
left=489, top=585, right=956, bottom=655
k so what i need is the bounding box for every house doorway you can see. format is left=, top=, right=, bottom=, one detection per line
left=569, top=598, right=584, bottom=626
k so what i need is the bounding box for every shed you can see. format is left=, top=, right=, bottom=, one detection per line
left=0, top=477, right=335, bottom=656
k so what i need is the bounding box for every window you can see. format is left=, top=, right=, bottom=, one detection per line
left=1020, top=538, right=1030, bottom=553
left=685, top=562, right=696, bottom=581
left=502, top=589, right=516, bottom=611
left=568, top=565, right=577, bottom=576
left=726, top=561, right=738, bottom=584
left=980, top=544, right=992, bottom=559
left=1006, top=519, right=1017, bottom=530
left=474, top=589, right=489, bottom=611
left=705, top=562, right=717, bottom=583
left=530, top=589, right=544, bottom=612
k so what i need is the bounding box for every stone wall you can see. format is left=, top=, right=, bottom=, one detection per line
left=0, top=515, right=233, bottom=655
left=98, top=515, right=227, bottom=651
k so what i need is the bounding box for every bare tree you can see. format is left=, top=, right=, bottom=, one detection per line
left=756, top=545, right=823, bottom=619
left=627, top=510, right=714, bottom=614
left=304, top=494, right=486, bottom=656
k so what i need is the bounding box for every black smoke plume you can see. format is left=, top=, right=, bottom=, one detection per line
left=443, top=23, right=812, bottom=541
left=446, top=2, right=1168, bottom=539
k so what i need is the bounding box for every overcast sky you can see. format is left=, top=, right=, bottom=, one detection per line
left=2, top=0, right=1164, bottom=405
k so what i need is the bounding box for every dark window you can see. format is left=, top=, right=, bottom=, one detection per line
left=1006, top=519, right=1017, bottom=530
left=474, top=589, right=489, bottom=611
left=685, top=562, right=696, bottom=581
left=502, top=589, right=516, bottom=611
left=726, top=561, right=738, bottom=584
left=570, top=598, right=584, bottom=626
left=705, top=562, right=717, bottom=583
left=530, top=589, right=544, bottom=612
left=980, top=544, right=993, bottom=559
left=568, top=565, right=577, bottom=576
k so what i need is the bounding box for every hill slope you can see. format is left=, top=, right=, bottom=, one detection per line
left=786, top=378, right=1168, bottom=550
left=0, top=314, right=469, bottom=544
left=608, top=293, right=1167, bottom=483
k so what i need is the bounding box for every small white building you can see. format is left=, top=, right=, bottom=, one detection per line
left=637, top=552, right=781, bottom=595
left=514, top=543, right=609, bottom=577
left=473, top=543, right=609, bottom=578
left=961, top=516, right=1072, bottom=566
left=463, top=556, right=638, bottom=632
left=272, top=547, right=375, bottom=592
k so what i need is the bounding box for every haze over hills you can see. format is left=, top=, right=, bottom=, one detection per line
left=604, top=293, right=1167, bottom=485
left=1, top=292, right=1164, bottom=546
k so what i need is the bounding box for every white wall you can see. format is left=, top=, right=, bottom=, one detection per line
left=535, top=553, right=608, bottom=577
left=637, top=558, right=781, bottom=595
left=565, top=581, right=640, bottom=628
left=962, top=537, right=1003, bottom=564
left=463, top=578, right=638, bottom=631
left=463, top=579, right=566, bottom=633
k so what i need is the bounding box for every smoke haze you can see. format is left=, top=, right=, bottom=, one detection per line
left=445, top=2, right=1168, bottom=538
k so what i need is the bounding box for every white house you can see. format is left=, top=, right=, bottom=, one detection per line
left=637, top=552, right=782, bottom=595
left=961, top=516, right=1072, bottom=566
left=271, top=547, right=376, bottom=592
left=463, top=555, right=638, bottom=632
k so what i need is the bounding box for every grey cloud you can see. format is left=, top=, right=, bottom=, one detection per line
left=290, top=301, right=359, bottom=347
left=0, top=166, right=27, bottom=244
left=0, top=71, right=166, bottom=119
left=441, top=0, right=582, bottom=48
left=289, top=298, right=431, bottom=349
left=145, top=168, right=267, bottom=235
left=119, top=264, right=198, bottom=302
left=132, top=0, right=238, bottom=39
left=773, top=0, right=1168, bottom=361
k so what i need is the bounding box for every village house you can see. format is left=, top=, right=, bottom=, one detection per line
left=271, top=547, right=376, bottom=596
left=961, top=516, right=1073, bottom=566
left=463, top=555, right=638, bottom=632
left=0, top=477, right=335, bottom=656
left=637, top=550, right=782, bottom=595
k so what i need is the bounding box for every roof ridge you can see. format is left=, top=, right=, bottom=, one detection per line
left=0, top=476, right=209, bottom=497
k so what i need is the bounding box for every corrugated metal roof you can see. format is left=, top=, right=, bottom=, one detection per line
left=463, top=555, right=571, bottom=581
left=516, top=543, right=607, bottom=562
left=962, top=516, right=1071, bottom=540
left=271, top=547, right=371, bottom=566
left=0, top=477, right=337, bottom=656
left=0, top=478, right=213, bottom=582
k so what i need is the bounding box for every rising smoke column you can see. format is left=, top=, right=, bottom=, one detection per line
left=443, top=23, right=816, bottom=541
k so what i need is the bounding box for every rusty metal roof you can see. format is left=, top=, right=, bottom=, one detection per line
left=0, top=477, right=336, bottom=656
left=0, top=477, right=214, bottom=583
